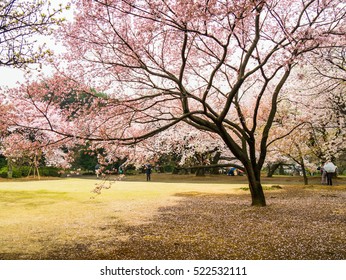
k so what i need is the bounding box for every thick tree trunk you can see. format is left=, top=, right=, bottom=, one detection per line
left=210, top=151, right=221, bottom=174
left=267, top=163, right=280, bottom=177
left=248, top=179, right=266, bottom=206
left=278, top=164, right=285, bottom=175
left=246, top=166, right=266, bottom=206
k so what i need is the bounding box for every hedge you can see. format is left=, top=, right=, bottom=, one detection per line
left=0, top=166, right=61, bottom=178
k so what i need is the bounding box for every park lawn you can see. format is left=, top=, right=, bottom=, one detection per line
left=0, top=175, right=246, bottom=259
left=0, top=174, right=345, bottom=259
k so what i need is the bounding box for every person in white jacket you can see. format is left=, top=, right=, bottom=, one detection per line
left=323, top=161, right=337, bottom=186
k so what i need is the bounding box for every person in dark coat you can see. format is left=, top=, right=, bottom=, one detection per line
left=145, top=164, right=152, bottom=181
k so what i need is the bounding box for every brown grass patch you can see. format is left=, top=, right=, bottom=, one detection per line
left=0, top=176, right=345, bottom=260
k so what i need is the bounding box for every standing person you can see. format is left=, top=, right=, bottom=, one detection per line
left=323, top=161, right=337, bottom=186
left=95, top=163, right=101, bottom=178
left=145, top=164, right=152, bottom=181
left=320, top=163, right=327, bottom=185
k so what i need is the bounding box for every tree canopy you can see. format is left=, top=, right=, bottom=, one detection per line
left=1, top=0, right=345, bottom=206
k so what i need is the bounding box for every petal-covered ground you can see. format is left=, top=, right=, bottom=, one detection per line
left=43, top=185, right=346, bottom=260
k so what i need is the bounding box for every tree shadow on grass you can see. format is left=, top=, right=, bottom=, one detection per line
left=101, top=188, right=346, bottom=260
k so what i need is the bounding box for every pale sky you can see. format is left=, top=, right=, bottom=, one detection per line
left=0, top=67, right=26, bottom=88
left=0, top=1, right=74, bottom=89
left=0, top=45, right=62, bottom=89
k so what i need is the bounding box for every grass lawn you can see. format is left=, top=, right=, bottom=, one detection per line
left=0, top=174, right=345, bottom=260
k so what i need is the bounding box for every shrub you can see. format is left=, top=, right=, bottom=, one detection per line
left=0, top=156, right=7, bottom=169
left=0, top=167, right=7, bottom=178
left=125, top=169, right=138, bottom=175
left=39, top=166, right=61, bottom=177
left=0, top=166, right=61, bottom=178
left=19, top=166, right=31, bottom=177
left=164, top=165, right=174, bottom=173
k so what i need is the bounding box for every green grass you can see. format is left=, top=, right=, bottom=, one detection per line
left=0, top=175, right=244, bottom=259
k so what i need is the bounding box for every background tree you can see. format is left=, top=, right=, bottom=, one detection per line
left=266, top=45, right=346, bottom=178
left=290, top=47, right=346, bottom=168
left=271, top=125, right=318, bottom=184
left=309, top=48, right=346, bottom=163
left=0, top=75, right=82, bottom=173
left=136, top=124, right=241, bottom=176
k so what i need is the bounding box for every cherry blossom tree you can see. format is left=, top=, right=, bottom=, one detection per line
left=269, top=124, right=318, bottom=184
left=3, top=0, right=346, bottom=206
left=61, top=0, right=346, bottom=206
left=0, top=129, right=72, bottom=178
left=289, top=47, right=346, bottom=166
left=266, top=46, right=346, bottom=179
left=308, top=48, right=346, bottom=162
left=0, top=75, right=84, bottom=175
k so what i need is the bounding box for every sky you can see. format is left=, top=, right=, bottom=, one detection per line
left=0, top=0, right=74, bottom=89
left=0, top=67, right=26, bottom=88
left=0, top=42, right=63, bottom=88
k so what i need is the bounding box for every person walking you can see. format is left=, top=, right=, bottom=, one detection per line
left=323, top=161, right=337, bottom=186
left=320, top=163, right=327, bottom=185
